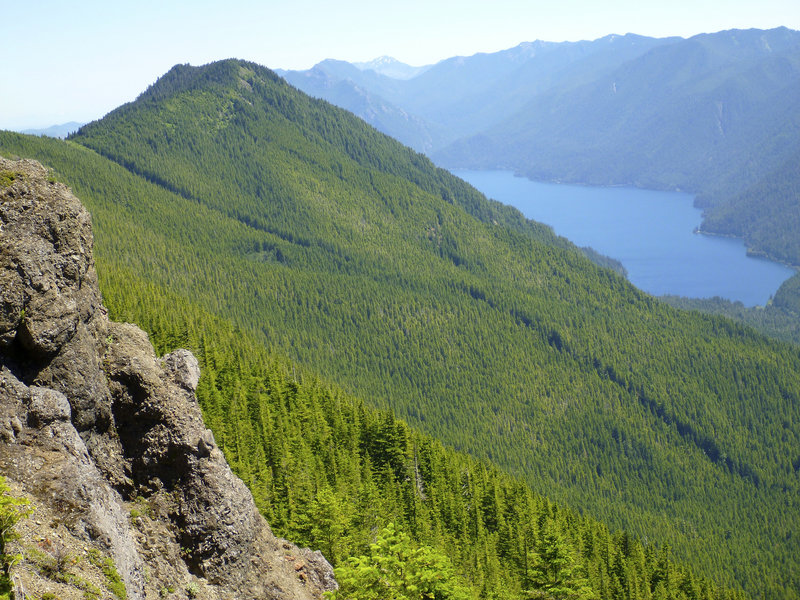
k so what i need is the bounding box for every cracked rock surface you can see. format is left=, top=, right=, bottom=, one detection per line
left=0, top=157, right=336, bottom=600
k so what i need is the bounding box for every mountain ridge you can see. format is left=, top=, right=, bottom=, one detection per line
left=352, top=55, right=431, bottom=79
left=3, top=57, right=800, bottom=597
left=19, top=121, right=83, bottom=139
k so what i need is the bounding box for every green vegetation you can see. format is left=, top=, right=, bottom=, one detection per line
left=99, top=283, right=748, bottom=600
left=0, top=477, right=31, bottom=599
left=660, top=285, right=800, bottom=347
left=1, top=58, right=799, bottom=598
left=88, top=549, right=127, bottom=600
left=660, top=272, right=800, bottom=347
left=525, top=521, right=593, bottom=600
left=774, top=272, right=800, bottom=314
left=0, top=170, right=23, bottom=188
left=326, top=523, right=469, bottom=600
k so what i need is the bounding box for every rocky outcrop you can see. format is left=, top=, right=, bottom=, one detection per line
left=0, top=158, right=336, bottom=600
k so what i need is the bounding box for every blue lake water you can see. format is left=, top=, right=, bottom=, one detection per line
left=454, top=170, right=796, bottom=307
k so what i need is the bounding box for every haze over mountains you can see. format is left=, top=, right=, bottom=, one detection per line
left=2, top=55, right=800, bottom=599
left=352, top=55, right=432, bottom=79
left=20, top=121, right=83, bottom=139
left=282, top=27, right=800, bottom=267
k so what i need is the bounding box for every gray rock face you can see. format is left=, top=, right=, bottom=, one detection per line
left=161, top=349, right=201, bottom=392
left=0, top=158, right=336, bottom=600
left=0, top=159, right=99, bottom=356
left=25, top=386, right=72, bottom=425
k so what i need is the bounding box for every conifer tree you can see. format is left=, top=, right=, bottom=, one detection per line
left=327, top=522, right=470, bottom=600
left=526, top=521, right=594, bottom=600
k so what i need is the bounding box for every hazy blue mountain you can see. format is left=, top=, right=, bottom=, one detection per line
left=394, top=35, right=679, bottom=141
left=282, top=35, right=676, bottom=151
left=436, top=28, right=800, bottom=185
left=20, top=121, right=83, bottom=138
left=435, top=27, right=800, bottom=263
left=281, top=62, right=444, bottom=151
left=352, top=55, right=431, bottom=79
left=286, top=58, right=404, bottom=98
left=282, top=28, right=800, bottom=264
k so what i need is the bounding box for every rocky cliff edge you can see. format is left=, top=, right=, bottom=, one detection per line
left=0, top=158, right=336, bottom=600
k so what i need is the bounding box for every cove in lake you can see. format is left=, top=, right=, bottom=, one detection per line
left=454, top=170, right=795, bottom=307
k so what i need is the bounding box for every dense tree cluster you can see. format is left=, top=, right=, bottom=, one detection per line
left=97, top=278, right=747, bottom=600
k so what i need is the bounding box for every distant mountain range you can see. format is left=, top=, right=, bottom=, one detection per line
left=352, top=55, right=431, bottom=79
left=281, top=35, right=680, bottom=152
left=281, top=28, right=800, bottom=266
left=20, top=121, right=83, bottom=138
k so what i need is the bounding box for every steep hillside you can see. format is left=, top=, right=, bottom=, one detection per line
left=1, top=59, right=799, bottom=597
left=0, top=159, right=747, bottom=600
left=699, top=148, right=800, bottom=266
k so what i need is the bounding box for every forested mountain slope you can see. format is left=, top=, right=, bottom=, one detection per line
left=1, top=58, right=799, bottom=598
left=699, top=148, right=800, bottom=265
left=0, top=156, right=746, bottom=600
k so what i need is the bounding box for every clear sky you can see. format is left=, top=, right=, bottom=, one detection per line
left=3, top=0, right=799, bottom=130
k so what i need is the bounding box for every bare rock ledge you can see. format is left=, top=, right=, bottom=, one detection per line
left=0, top=157, right=336, bottom=600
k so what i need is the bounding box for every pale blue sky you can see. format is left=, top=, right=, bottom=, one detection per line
left=3, top=0, right=798, bottom=129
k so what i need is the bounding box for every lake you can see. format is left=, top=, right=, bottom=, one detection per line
left=454, top=170, right=795, bottom=307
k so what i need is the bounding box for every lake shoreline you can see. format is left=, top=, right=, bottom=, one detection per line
left=694, top=227, right=800, bottom=271
left=454, top=169, right=795, bottom=307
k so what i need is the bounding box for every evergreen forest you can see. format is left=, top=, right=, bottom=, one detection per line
left=661, top=272, right=800, bottom=347
left=1, top=58, right=799, bottom=599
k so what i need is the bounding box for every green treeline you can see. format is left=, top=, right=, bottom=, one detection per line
left=0, top=59, right=798, bottom=598
left=661, top=272, right=800, bottom=347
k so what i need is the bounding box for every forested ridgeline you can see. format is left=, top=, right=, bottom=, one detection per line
left=0, top=59, right=799, bottom=598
